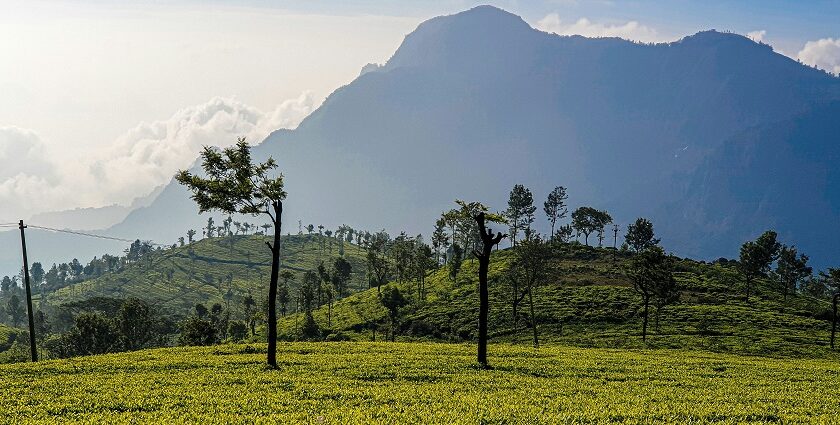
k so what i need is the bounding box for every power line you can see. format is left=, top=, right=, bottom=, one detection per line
left=26, top=224, right=167, bottom=247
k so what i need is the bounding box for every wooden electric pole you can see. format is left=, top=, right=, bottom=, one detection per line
left=612, top=224, right=620, bottom=249
left=18, top=220, right=38, bottom=362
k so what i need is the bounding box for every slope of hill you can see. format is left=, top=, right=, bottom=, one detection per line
left=1, top=342, right=838, bottom=423
left=105, top=5, right=840, bottom=269
left=44, top=234, right=367, bottom=317
left=281, top=244, right=835, bottom=358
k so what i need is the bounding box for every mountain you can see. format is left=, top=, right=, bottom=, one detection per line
left=7, top=5, right=840, bottom=275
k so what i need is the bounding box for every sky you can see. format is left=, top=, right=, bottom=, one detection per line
left=1, top=0, right=839, bottom=223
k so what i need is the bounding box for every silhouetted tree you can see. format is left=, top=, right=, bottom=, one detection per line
left=739, top=231, right=781, bottom=301
left=5, top=294, right=24, bottom=327
left=625, top=218, right=660, bottom=252
left=627, top=246, right=675, bottom=341
left=187, top=229, right=196, bottom=244
left=366, top=231, right=390, bottom=293
left=824, top=269, right=840, bottom=349
left=117, top=298, right=158, bottom=351
left=176, top=138, right=287, bottom=368
left=379, top=285, right=408, bottom=342
left=278, top=271, right=294, bottom=316
left=449, top=243, right=463, bottom=283
left=432, top=217, right=448, bottom=265
left=468, top=204, right=506, bottom=369
left=543, top=186, right=568, bottom=241
left=774, top=245, right=811, bottom=301
left=506, top=184, right=536, bottom=246
left=508, top=236, right=551, bottom=347
left=571, top=207, right=612, bottom=246
left=332, top=257, right=352, bottom=298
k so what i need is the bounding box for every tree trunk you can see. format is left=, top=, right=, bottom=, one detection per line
left=745, top=277, right=751, bottom=302
left=477, top=250, right=490, bottom=366
left=267, top=201, right=282, bottom=368
left=642, top=297, right=649, bottom=342
left=473, top=212, right=504, bottom=370
left=832, top=294, right=838, bottom=349
left=528, top=284, right=538, bottom=348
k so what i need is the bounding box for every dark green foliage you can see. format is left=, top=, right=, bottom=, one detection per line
left=65, top=312, right=123, bottom=356
left=571, top=207, right=612, bottom=246
left=627, top=246, right=676, bottom=341
left=380, top=285, right=408, bottom=342
left=449, top=244, right=463, bottom=283
left=625, top=218, right=660, bottom=252
left=774, top=245, right=811, bottom=301
left=506, top=184, right=537, bottom=246
left=543, top=186, right=569, bottom=241
left=176, top=138, right=286, bottom=368
left=116, top=298, right=160, bottom=351
left=739, top=231, right=781, bottom=301
left=180, top=317, right=217, bottom=346
left=227, top=321, right=248, bottom=342
left=300, top=312, right=321, bottom=340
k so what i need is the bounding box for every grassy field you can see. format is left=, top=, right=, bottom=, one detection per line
left=1, top=342, right=838, bottom=423
left=280, top=244, right=835, bottom=357
left=44, top=234, right=367, bottom=316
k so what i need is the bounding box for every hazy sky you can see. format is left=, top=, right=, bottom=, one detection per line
left=1, top=0, right=839, bottom=222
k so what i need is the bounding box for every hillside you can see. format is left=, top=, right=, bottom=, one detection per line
left=101, top=5, right=840, bottom=270
left=1, top=342, right=838, bottom=423
left=281, top=244, right=835, bottom=357
left=43, top=234, right=367, bottom=317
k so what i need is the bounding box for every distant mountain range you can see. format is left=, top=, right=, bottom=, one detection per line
left=3, top=5, right=840, bottom=274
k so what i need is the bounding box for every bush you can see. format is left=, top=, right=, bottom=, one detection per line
left=65, top=312, right=123, bottom=356
left=324, top=332, right=351, bottom=342
left=227, top=321, right=248, bottom=342
left=299, top=312, right=321, bottom=340
left=179, top=317, right=217, bottom=346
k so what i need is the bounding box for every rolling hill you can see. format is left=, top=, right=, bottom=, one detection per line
left=280, top=244, right=836, bottom=358
left=42, top=234, right=368, bottom=318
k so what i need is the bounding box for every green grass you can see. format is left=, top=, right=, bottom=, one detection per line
left=281, top=244, right=836, bottom=358
left=44, top=234, right=367, bottom=316
left=1, top=342, right=838, bottom=423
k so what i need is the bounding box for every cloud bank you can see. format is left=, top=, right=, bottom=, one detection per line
left=536, top=14, right=663, bottom=43
left=797, top=38, right=840, bottom=75
left=0, top=93, right=318, bottom=222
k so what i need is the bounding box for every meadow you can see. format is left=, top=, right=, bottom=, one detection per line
left=1, top=342, right=838, bottom=424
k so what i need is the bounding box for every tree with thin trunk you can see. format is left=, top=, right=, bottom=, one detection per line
left=461, top=201, right=506, bottom=369
left=506, top=184, right=536, bottom=247
left=625, top=218, right=660, bottom=253
left=176, top=138, right=286, bottom=368
left=379, top=285, right=408, bottom=342
left=571, top=207, right=611, bottom=247
left=627, top=246, right=675, bottom=341
left=820, top=268, right=840, bottom=348
left=508, top=235, right=551, bottom=347
left=543, top=186, right=568, bottom=241
left=738, top=231, right=780, bottom=302
left=774, top=245, right=811, bottom=301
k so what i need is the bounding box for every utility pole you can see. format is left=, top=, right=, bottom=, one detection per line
left=612, top=224, right=620, bottom=249
left=18, top=220, right=38, bottom=362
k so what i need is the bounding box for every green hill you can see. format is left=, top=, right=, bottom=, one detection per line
left=1, top=342, right=838, bottom=423
left=281, top=244, right=835, bottom=357
left=43, top=234, right=367, bottom=317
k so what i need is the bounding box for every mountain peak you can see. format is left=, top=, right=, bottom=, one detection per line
left=385, top=5, right=535, bottom=70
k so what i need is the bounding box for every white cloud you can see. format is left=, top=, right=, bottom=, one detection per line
left=747, top=30, right=767, bottom=43
left=797, top=38, right=840, bottom=75
left=0, top=93, right=318, bottom=222
left=535, top=14, right=663, bottom=43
